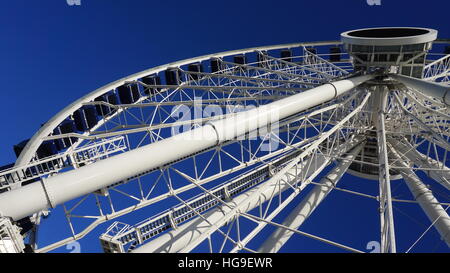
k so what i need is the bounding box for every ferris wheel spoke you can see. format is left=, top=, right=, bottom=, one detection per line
left=393, top=74, right=450, bottom=107
left=401, top=89, right=450, bottom=120
left=46, top=87, right=347, bottom=149
left=44, top=114, right=220, bottom=141
left=375, top=86, right=397, bottom=253
left=259, top=52, right=347, bottom=79
left=140, top=84, right=310, bottom=93
left=388, top=145, right=450, bottom=248
left=256, top=143, right=363, bottom=253
left=131, top=133, right=363, bottom=253
left=128, top=93, right=370, bottom=253
left=241, top=212, right=364, bottom=253
left=88, top=95, right=286, bottom=109
left=235, top=143, right=363, bottom=253
left=388, top=138, right=450, bottom=190
left=404, top=86, right=448, bottom=111
left=31, top=130, right=330, bottom=253
left=399, top=96, right=450, bottom=137
left=180, top=69, right=319, bottom=89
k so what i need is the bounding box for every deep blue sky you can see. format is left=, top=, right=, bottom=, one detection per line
left=0, top=0, right=449, bottom=253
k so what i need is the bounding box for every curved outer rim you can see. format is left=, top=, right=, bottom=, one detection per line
left=341, top=27, right=438, bottom=46
left=15, top=40, right=341, bottom=167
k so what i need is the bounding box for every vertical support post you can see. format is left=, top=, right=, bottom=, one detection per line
left=388, top=138, right=450, bottom=191
left=375, top=86, right=397, bottom=253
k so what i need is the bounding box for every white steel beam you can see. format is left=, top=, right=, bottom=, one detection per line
left=392, top=74, right=450, bottom=105
left=0, top=75, right=372, bottom=221
left=423, top=54, right=450, bottom=81
left=389, top=146, right=450, bottom=247
left=132, top=136, right=364, bottom=253
left=257, top=143, right=363, bottom=253
left=376, top=86, right=396, bottom=253
left=388, top=138, right=450, bottom=190
left=133, top=93, right=370, bottom=253
left=15, top=40, right=343, bottom=167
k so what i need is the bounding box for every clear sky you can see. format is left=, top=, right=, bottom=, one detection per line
left=0, top=0, right=449, bottom=253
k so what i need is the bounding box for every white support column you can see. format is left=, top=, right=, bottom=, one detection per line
left=388, top=138, right=450, bottom=190
left=390, top=147, right=450, bottom=247
left=257, top=143, right=363, bottom=253
left=376, top=86, right=397, bottom=253
left=0, top=75, right=373, bottom=221
left=392, top=74, right=450, bottom=105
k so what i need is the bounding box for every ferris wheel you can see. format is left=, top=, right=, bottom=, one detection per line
left=0, top=27, right=449, bottom=253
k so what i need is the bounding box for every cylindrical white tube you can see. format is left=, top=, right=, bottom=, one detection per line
left=0, top=75, right=372, bottom=221
left=392, top=74, right=450, bottom=105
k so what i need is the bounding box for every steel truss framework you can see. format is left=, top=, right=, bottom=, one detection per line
left=0, top=39, right=450, bottom=254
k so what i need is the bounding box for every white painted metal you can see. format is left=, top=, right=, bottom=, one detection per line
left=15, top=40, right=343, bottom=167
left=376, top=86, right=397, bottom=253
left=389, top=146, right=450, bottom=247
left=389, top=138, right=450, bottom=191
left=132, top=93, right=370, bottom=253
left=392, top=74, right=450, bottom=105
left=423, top=54, right=450, bottom=81
left=0, top=75, right=373, bottom=221
left=341, top=27, right=437, bottom=46
left=132, top=136, right=365, bottom=253
left=0, top=136, right=127, bottom=191
left=0, top=217, right=25, bottom=253
left=257, top=143, right=363, bottom=253
left=0, top=126, right=218, bottom=220
left=210, top=75, right=372, bottom=142
left=2, top=28, right=448, bottom=254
